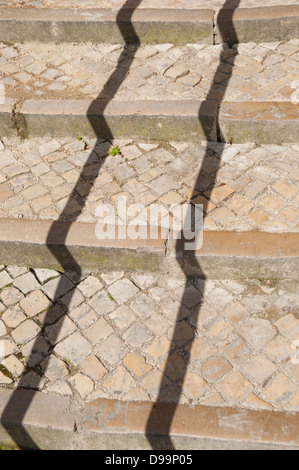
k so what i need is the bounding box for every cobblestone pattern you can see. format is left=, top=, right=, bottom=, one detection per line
left=1, top=41, right=298, bottom=102
left=0, top=136, right=298, bottom=232
left=0, top=265, right=298, bottom=411
left=1, top=0, right=298, bottom=11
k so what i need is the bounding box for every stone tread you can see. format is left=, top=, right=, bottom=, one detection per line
left=1, top=40, right=298, bottom=103
left=0, top=137, right=298, bottom=233
left=0, top=265, right=298, bottom=412
left=2, top=0, right=299, bottom=10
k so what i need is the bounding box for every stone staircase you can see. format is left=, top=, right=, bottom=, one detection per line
left=0, top=0, right=298, bottom=450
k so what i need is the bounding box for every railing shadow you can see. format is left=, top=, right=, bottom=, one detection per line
left=1, top=0, right=144, bottom=450
left=145, top=0, right=241, bottom=449
left=1, top=0, right=241, bottom=451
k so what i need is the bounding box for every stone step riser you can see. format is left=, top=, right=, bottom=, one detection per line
left=0, top=390, right=298, bottom=450
left=1, top=99, right=298, bottom=145
left=0, top=219, right=297, bottom=280
left=0, top=6, right=298, bottom=46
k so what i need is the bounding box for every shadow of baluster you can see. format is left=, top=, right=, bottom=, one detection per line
left=146, top=0, right=241, bottom=450
left=1, top=0, right=144, bottom=450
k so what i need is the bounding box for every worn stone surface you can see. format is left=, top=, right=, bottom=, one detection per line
left=0, top=265, right=298, bottom=412
left=0, top=0, right=298, bottom=11
left=0, top=137, right=297, bottom=233
left=0, top=40, right=298, bottom=104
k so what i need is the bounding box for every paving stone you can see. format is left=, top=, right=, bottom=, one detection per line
left=200, top=356, right=233, bottom=383
left=263, top=336, right=295, bottom=363
left=34, top=268, right=60, bottom=284
left=0, top=270, right=13, bottom=289
left=79, top=355, right=107, bottom=381
left=38, top=304, right=64, bottom=327
left=2, top=306, right=27, bottom=328
left=242, top=393, right=273, bottom=411
left=46, top=381, right=73, bottom=396
left=11, top=319, right=41, bottom=345
left=69, top=303, right=97, bottom=329
left=123, top=352, right=152, bottom=377
left=262, top=372, right=297, bottom=405
left=129, top=293, right=158, bottom=320
left=77, top=276, right=103, bottom=298
left=107, top=279, right=140, bottom=305
left=107, top=304, right=136, bottom=331
left=140, top=369, right=172, bottom=400
left=96, top=334, right=129, bottom=367
left=83, top=318, right=113, bottom=343
left=0, top=372, right=13, bottom=385
left=102, top=366, right=135, bottom=396
left=45, top=316, right=77, bottom=346
left=59, top=288, right=85, bottom=311
left=70, top=373, right=94, bottom=398
left=54, top=332, right=92, bottom=366
left=39, top=140, right=61, bottom=157
left=0, top=319, right=6, bottom=337
left=19, top=290, right=50, bottom=317
left=183, top=371, right=210, bottom=400
left=13, top=272, right=41, bottom=294
left=88, top=291, right=115, bottom=315
left=275, top=314, right=299, bottom=340
left=6, top=266, right=28, bottom=279
left=216, top=371, right=253, bottom=404
left=2, top=355, right=25, bottom=377
left=220, top=339, right=252, bottom=365
left=41, top=355, right=69, bottom=381
left=123, top=321, right=153, bottom=348
left=22, top=336, right=50, bottom=368
left=41, top=275, right=74, bottom=300
left=145, top=336, right=172, bottom=363
left=203, top=317, right=234, bottom=342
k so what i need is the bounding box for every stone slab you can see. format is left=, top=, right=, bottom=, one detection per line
left=0, top=8, right=214, bottom=45
left=19, top=99, right=218, bottom=142
left=220, top=102, right=299, bottom=145
left=216, top=6, right=299, bottom=46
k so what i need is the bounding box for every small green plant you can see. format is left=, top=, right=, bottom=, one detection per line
left=77, top=136, right=83, bottom=141
left=108, top=292, right=115, bottom=301
left=110, top=146, right=120, bottom=156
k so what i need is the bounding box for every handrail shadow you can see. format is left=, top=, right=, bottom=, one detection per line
left=145, top=0, right=240, bottom=449
left=1, top=0, right=144, bottom=450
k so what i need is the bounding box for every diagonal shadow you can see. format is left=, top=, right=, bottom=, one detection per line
left=1, top=0, right=144, bottom=450
left=146, top=0, right=241, bottom=450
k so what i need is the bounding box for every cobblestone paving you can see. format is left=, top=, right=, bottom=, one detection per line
left=1, top=41, right=298, bottom=102
left=0, top=136, right=298, bottom=232
left=0, top=265, right=298, bottom=411
left=1, top=0, right=299, bottom=11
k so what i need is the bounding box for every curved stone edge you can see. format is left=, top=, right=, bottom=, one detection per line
left=0, top=388, right=298, bottom=450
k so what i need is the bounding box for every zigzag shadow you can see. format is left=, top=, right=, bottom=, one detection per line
left=146, top=0, right=241, bottom=449
left=1, top=0, right=144, bottom=450
left=1, top=0, right=240, bottom=450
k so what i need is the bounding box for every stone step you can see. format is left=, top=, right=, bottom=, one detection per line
left=0, top=137, right=298, bottom=279
left=0, top=262, right=298, bottom=449
left=0, top=390, right=298, bottom=449
left=1, top=40, right=298, bottom=144
left=0, top=5, right=298, bottom=45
